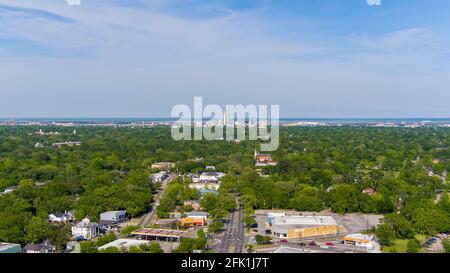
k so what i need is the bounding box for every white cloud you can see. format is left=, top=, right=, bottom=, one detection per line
left=0, top=0, right=449, bottom=117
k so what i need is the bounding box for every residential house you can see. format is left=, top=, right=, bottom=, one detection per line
left=184, top=200, right=202, bottom=211
left=23, top=242, right=56, bottom=253
left=71, top=218, right=99, bottom=240
left=48, top=211, right=75, bottom=223
left=362, top=187, right=377, bottom=196
left=151, top=171, right=168, bottom=183
left=0, top=186, right=17, bottom=196
left=254, top=150, right=277, bottom=167
left=52, top=141, right=82, bottom=148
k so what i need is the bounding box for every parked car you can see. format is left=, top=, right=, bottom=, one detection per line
left=299, top=242, right=306, bottom=246
left=325, top=242, right=335, bottom=246
left=265, top=229, right=272, bottom=235
left=308, top=241, right=317, bottom=247
left=279, top=239, right=288, bottom=243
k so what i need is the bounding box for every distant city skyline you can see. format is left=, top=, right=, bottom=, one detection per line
left=1, top=0, right=450, bottom=118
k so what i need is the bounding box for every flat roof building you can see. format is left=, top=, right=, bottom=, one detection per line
left=185, top=211, right=208, bottom=220
left=271, top=215, right=343, bottom=239
left=343, top=233, right=374, bottom=249
left=0, top=243, right=21, bottom=253
left=151, top=162, right=175, bottom=171
left=98, top=239, right=152, bottom=252
left=99, top=210, right=127, bottom=226
left=131, top=228, right=186, bottom=242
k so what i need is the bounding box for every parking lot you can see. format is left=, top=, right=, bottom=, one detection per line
left=254, top=210, right=383, bottom=235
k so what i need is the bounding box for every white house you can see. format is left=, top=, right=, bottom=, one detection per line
left=48, top=211, right=75, bottom=223
left=151, top=172, right=168, bottom=183
left=0, top=186, right=17, bottom=196
left=198, top=172, right=225, bottom=182
left=71, top=218, right=99, bottom=240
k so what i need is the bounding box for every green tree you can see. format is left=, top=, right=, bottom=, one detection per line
left=406, top=239, right=421, bottom=253
left=255, top=235, right=272, bottom=245
left=25, top=216, right=51, bottom=244
left=147, top=242, right=164, bottom=253
left=376, top=223, right=396, bottom=247
left=442, top=238, right=450, bottom=253
left=100, top=246, right=120, bottom=253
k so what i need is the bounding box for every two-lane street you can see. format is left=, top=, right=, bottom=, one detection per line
left=210, top=196, right=245, bottom=253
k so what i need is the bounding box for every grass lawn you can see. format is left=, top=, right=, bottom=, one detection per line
left=382, top=239, right=409, bottom=253
left=382, top=235, right=428, bottom=253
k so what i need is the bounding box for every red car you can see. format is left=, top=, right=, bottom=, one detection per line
left=308, top=241, right=317, bottom=246
left=279, top=239, right=288, bottom=243
left=325, top=242, right=335, bottom=246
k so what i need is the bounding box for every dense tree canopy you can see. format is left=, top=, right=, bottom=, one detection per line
left=0, top=126, right=449, bottom=247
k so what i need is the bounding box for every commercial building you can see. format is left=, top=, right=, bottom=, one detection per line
left=185, top=211, right=208, bottom=221
left=0, top=243, right=21, bottom=253
left=343, top=234, right=374, bottom=249
left=267, top=213, right=287, bottom=226
left=131, top=228, right=186, bottom=242
left=180, top=217, right=205, bottom=227
left=99, top=210, right=127, bottom=227
left=98, top=239, right=152, bottom=252
left=151, top=162, right=175, bottom=171
left=271, top=215, right=343, bottom=239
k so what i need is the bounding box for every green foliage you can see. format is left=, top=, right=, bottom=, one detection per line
left=121, top=225, right=140, bottom=236
left=442, top=238, right=450, bottom=253
left=80, top=241, right=99, bottom=253
left=25, top=216, right=51, bottom=243
left=255, top=235, right=272, bottom=245
left=80, top=233, right=116, bottom=253
left=173, top=230, right=208, bottom=253
left=208, top=221, right=225, bottom=233
left=0, top=126, right=450, bottom=246
left=376, top=223, right=396, bottom=247
left=95, top=232, right=117, bottom=247
left=99, top=246, right=120, bottom=253
left=406, top=239, right=421, bottom=253
left=144, top=242, right=164, bottom=253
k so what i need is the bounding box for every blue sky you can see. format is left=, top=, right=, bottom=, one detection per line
left=1, top=0, right=450, bottom=118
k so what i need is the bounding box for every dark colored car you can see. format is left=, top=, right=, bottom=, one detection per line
left=279, top=239, right=288, bottom=243
left=308, top=241, right=317, bottom=246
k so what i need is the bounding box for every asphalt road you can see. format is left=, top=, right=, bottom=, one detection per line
left=138, top=173, right=174, bottom=227
left=211, top=196, right=245, bottom=253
